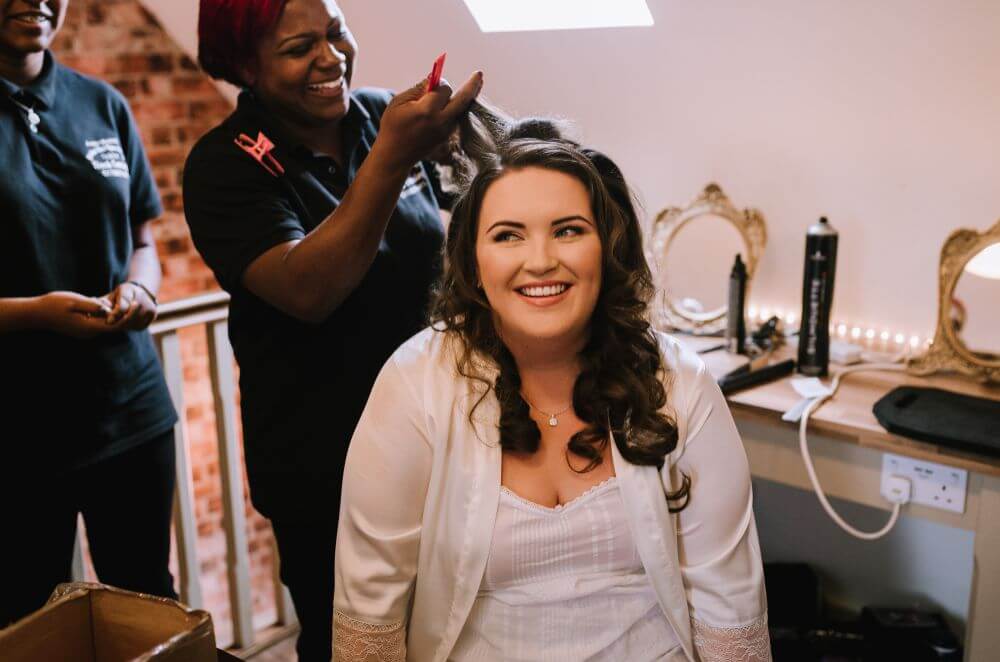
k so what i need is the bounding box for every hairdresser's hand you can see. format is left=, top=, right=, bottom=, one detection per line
left=374, top=71, right=484, bottom=171
left=31, top=291, right=115, bottom=339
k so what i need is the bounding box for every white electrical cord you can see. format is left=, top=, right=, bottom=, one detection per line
left=798, top=361, right=911, bottom=540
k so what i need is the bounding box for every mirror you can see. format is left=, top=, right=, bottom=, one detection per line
left=662, top=213, right=745, bottom=315
left=952, top=242, right=1000, bottom=362
left=648, top=183, right=767, bottom=334
left=910, top=221, right=1000, bottom=382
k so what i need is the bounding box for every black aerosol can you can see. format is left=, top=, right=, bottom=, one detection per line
left=727, top=254, right=748, bottom=355
left=797, top=217, right=838, bottom=376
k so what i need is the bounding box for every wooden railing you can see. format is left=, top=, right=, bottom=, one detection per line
left=73, top=291, right=297, bottom=656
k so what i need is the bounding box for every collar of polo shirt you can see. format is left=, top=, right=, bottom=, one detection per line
left=0, top=50, right=58, bottom=110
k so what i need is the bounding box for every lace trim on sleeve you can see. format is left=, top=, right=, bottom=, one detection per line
left=334, top=610, right=406, bottom=662
left=692, top=614, right=772, bottom=662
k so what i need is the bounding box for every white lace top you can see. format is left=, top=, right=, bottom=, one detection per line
left=450, top=478, right=679, bottom=661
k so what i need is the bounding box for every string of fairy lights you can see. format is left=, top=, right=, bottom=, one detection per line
left=746, top=304, right=932, bottom=353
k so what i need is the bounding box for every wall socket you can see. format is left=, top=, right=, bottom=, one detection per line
left=881, top=453, right=968, bottom=514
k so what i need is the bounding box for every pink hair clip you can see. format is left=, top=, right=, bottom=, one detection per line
left=235, top=131, right=285, bottom=177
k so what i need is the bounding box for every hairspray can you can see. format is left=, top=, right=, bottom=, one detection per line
left=726, top=254, right=748, bottom=354
left=797, top=217, right=838, bottom=376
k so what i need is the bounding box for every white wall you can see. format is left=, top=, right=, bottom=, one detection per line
left=144, top=0, right=1000, bottom=340
left=754, top=477, right=973, bottom=635
left=142, top=0, right=198, bottom=60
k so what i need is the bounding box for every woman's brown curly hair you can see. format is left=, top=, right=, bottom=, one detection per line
left=432, top=102, right=690, bottom=510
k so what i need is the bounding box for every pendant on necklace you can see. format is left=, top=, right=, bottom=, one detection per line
left=548, top=415, right=559, bottom=427
left=26, top=109, right=40, bottom=133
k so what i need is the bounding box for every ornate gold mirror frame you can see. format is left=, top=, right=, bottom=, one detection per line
left=647, top=183, right=767, bottom=334
left=909, top=219, right=1000, bottom=382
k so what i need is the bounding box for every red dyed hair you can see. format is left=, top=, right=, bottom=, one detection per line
left=198, top=0, right=287, bottom=88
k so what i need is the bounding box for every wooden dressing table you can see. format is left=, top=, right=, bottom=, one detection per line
left=678, top=335, right=1000, bottom=661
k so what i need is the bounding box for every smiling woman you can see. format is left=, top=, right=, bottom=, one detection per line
left=183, top=1, right=483, bottom=660
left=332, top=107, right=772, bottom=661
left=200, top=0, right=357, bottom=146
left=0, top=0, right=67, bottom=78
left=475, top=167, right=604, bottom=347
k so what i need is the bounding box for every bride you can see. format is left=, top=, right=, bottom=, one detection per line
left=332, top=106, right=771, bottom=662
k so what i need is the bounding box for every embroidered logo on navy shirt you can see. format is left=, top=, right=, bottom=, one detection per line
left=85, top=137, right=130, bottom=179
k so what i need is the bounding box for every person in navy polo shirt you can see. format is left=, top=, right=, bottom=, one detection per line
left=0, top=0, right=179, bottom=626
left=185, top=1, right=482, bottom=659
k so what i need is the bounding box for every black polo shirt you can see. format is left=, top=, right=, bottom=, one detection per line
left=0, top=52, right=177, bottom=475
left=183, top=89, right=445, bottom=521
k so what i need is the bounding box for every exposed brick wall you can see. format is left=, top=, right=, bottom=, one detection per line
left=52, top=1, right=278, bottom=648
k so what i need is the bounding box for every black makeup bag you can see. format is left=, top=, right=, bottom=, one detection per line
left=873, top=386, right=1000, bottom=458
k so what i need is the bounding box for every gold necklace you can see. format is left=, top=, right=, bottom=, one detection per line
left=521, top=394, right=573, bottom=427
left=10, top=96, right=40, bottom=133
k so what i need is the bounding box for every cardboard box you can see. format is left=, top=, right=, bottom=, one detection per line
left=0, top=582, right=216, bottom=661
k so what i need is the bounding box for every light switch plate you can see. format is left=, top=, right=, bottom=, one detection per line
left=881, top=453, right=967, bottom=514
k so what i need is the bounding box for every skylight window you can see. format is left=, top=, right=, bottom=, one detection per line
left=461, top=0, right=654, bottom=33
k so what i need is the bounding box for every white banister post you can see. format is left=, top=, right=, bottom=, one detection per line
left=206, top=319, right=255, bottom=648
left=271, top=541, right=298, bottom=626
left=71, top=518, right=85, bottom=582
left=156, top=330, right=204, bottom=609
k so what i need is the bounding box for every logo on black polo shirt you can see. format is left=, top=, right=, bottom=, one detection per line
left=85, top=137, right=130, bottom=180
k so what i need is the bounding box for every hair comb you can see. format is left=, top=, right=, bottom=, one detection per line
left=426, top=52, right=447, bottom=93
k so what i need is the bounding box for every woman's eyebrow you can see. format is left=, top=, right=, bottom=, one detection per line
left=277, top=33, right=314, bottom=48
left=277, top=20, right=340, bottom=48
left=551, top=215, right=593, bottom=227
left=485, top=220, right=525, bottom=233
left=485, top=215, right=593, bottom=234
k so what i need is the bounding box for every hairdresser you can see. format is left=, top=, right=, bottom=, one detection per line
left=183, top=1, right=482, bottom=659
